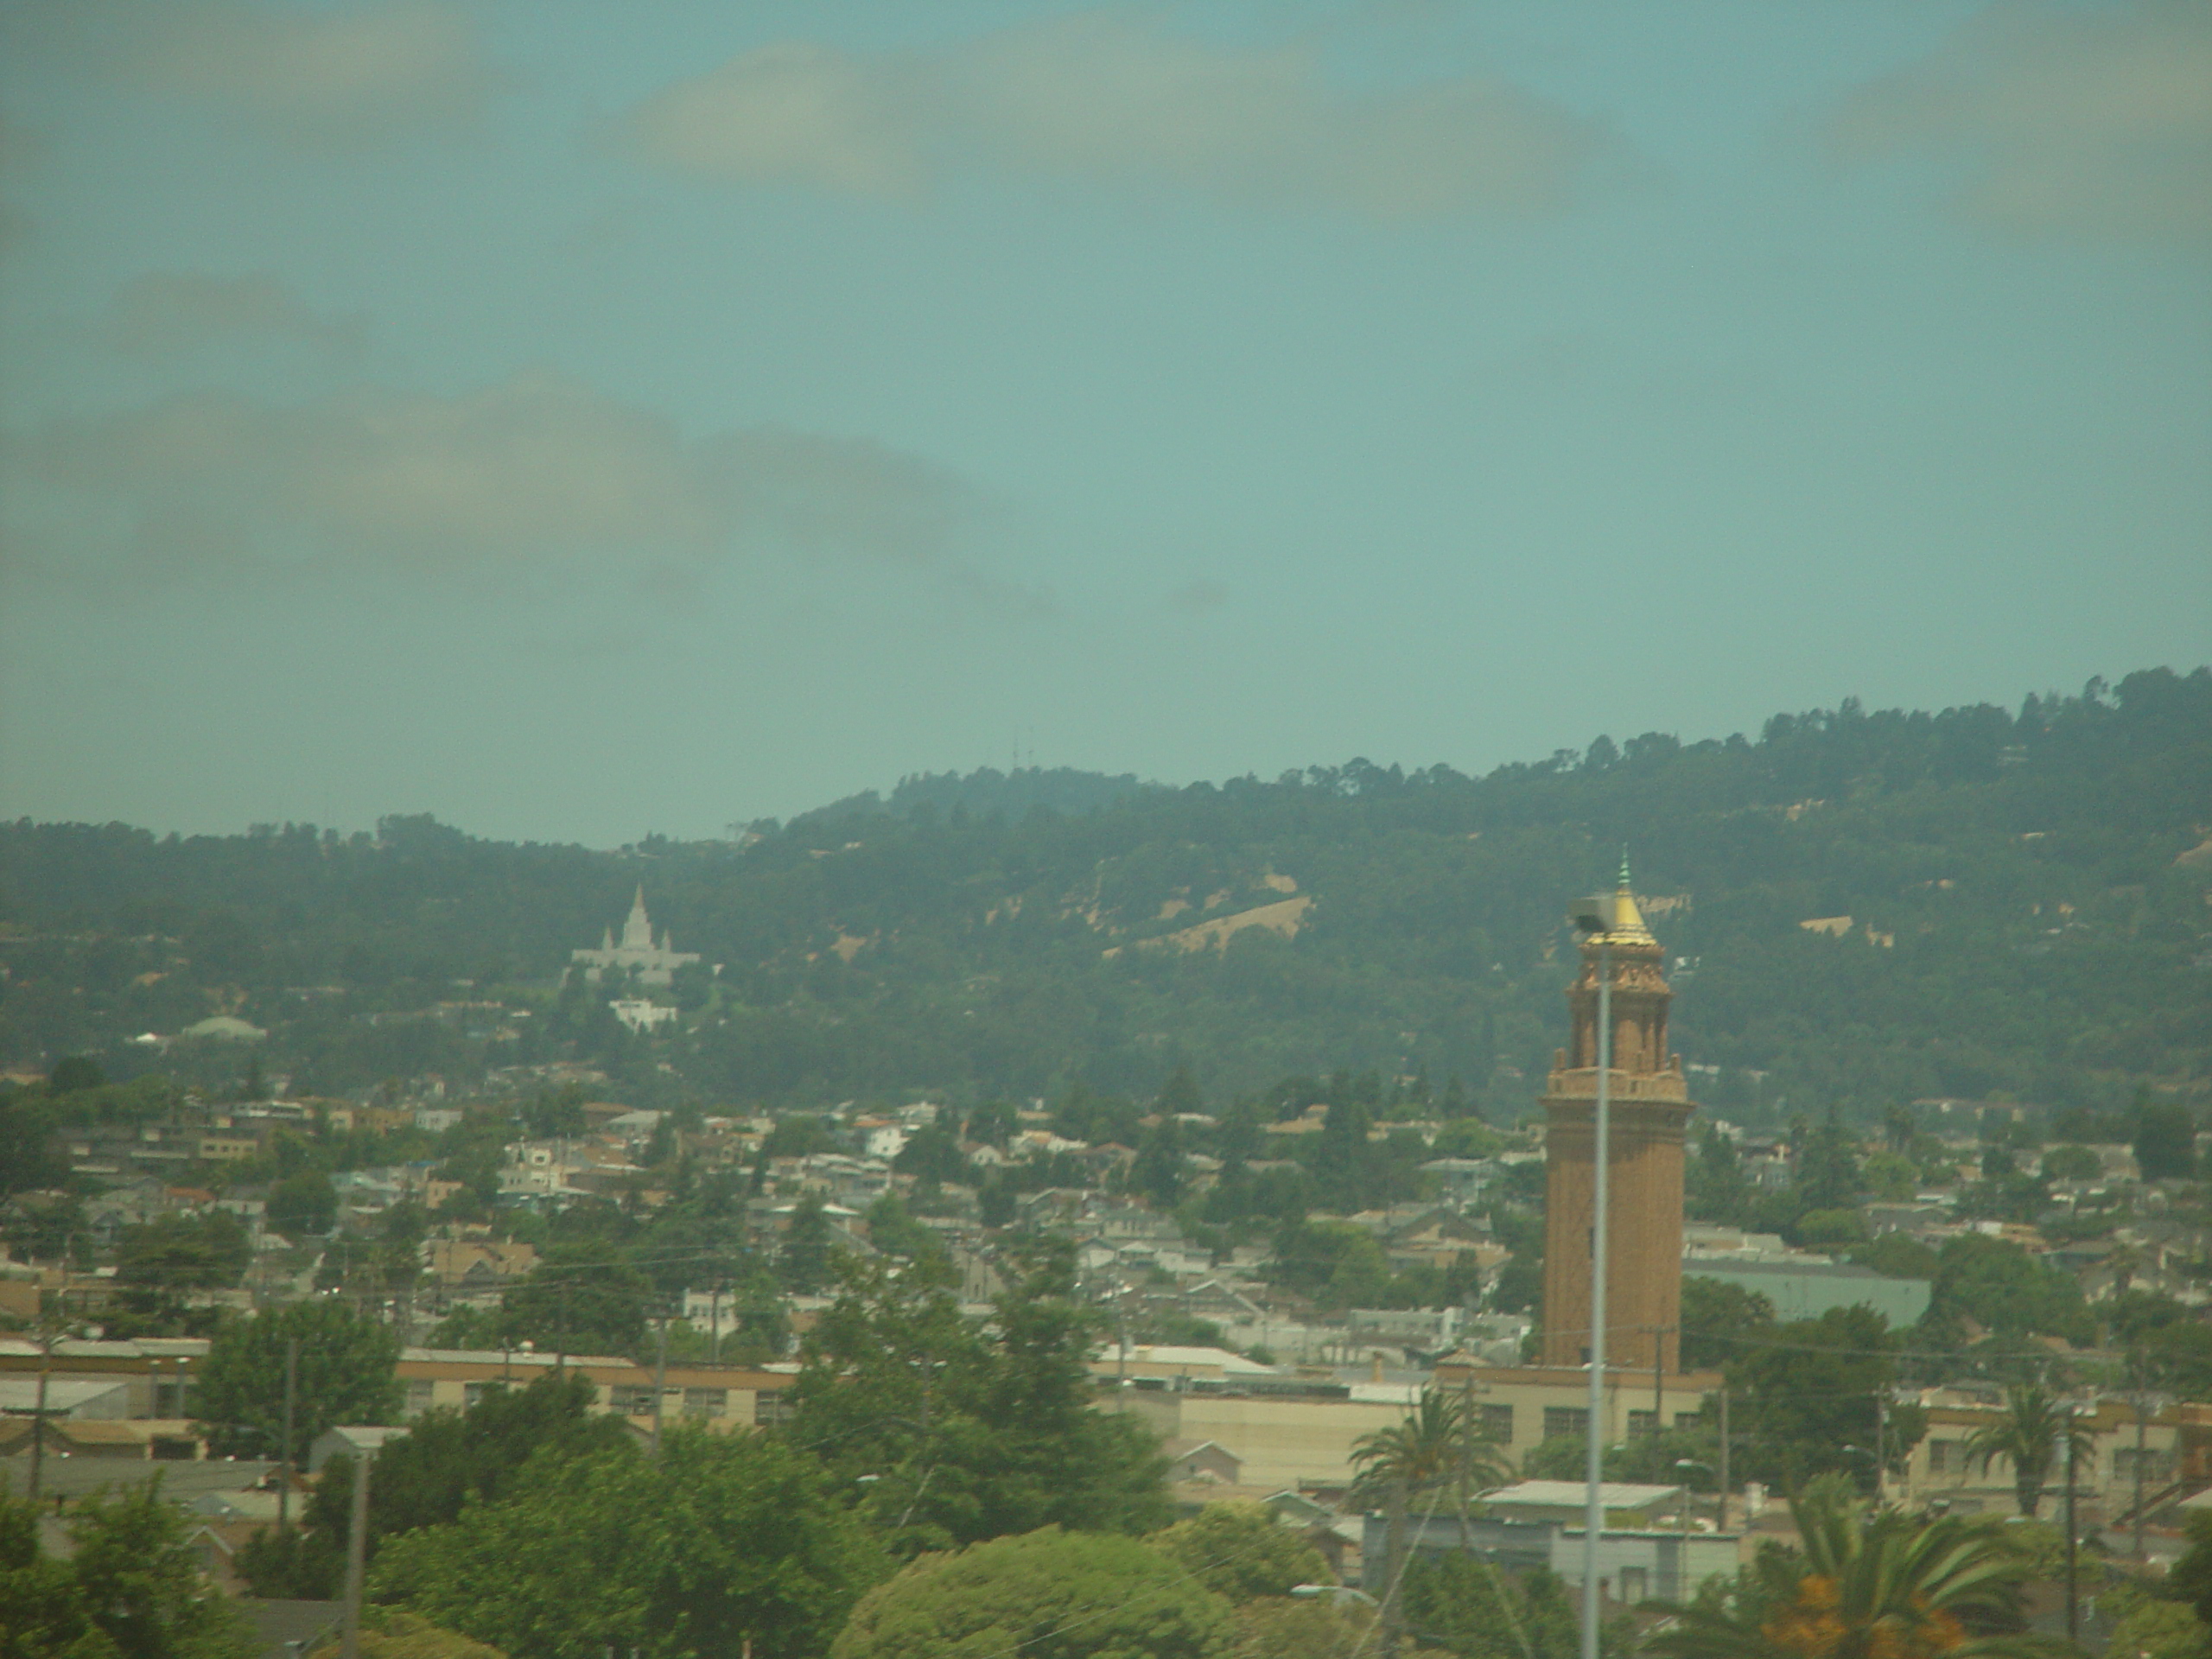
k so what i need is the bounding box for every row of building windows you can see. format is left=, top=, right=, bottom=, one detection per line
left=1534, top=1406, right=1700, bottom=1442
left=403, top=1376, right=783, bottom=1422
left=607, top=1385, right=734, bottom=1416
left=1921, top=1440, right=2175, bottom=1482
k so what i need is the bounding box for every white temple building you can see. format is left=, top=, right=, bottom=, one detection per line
left=571, top=887, right=701, bottom=986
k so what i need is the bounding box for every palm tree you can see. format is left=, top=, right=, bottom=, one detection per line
left=1351, top=1389, right=1527, bottom=1659
left=1648, top=1473, right=2056, bottom=1659
left=1348, top=1389, right=1512, bottom=1510
left=1961, top=1384, right=2094, bottom=1520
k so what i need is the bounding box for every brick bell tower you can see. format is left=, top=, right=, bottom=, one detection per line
left=1539, top=861, right=1695, bottom=1375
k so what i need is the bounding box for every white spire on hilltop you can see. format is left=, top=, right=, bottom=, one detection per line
left=572, top=887, right=700, bottom=987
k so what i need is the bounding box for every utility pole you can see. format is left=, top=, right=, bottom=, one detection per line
left=1716, top=1387, right=1730, bottom=1533
left=2063, top=1402, right=2079, bottom=1645
left=709, top=1286, right=721, bottom=1365
left=1459, top=1374, right=1477, bottom=1548
left=1650, top=1331, right=1668, bottom=1483
left=650, top=1312, right=670, bottom=1459
left=2132, top=1354, right=2151, bottom=1564
left=340, top=1453, right=371, bottom=1659
left=1382, top=1475, right=1408, bottom=1659
left=1115, top=1291, right=1128, bottom=1403
left=1873, top=1388, right=1885, bottom=1508
left=278, top=1338, right=299, bottom=1537
left=27, top=1337, right=51, bottom=1503
left=2136, top=1392, right=2150, bottom=1564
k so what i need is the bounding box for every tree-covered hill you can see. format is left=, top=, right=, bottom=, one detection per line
left=3, top=667, right=2207, bottom=1122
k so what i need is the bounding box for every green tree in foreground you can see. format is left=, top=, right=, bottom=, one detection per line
left=1724, top=1306, right=1920, bottom=1492
left=266, top=1172, right=338, bottom=1237
left=2134, top=1101, right=2197, bottom=1183
left=1647, top=1474, right=2048, bottom=1659
left=0, top=1477, right=254, bottom=1659
left=2153, top=1508, right=2212, bottom=1632
left=2100, top=1593, right=2207, bottom=1659
left=194, top=1300, right=401, bottom=1459
left=1223, top=1597, right=1374, bottom=1659
left=345, top=1611, right=509, bottom=1659
left=785, top=1243, right=1168, bottom=1551
left=493, top=1251, right=650, bottom=1356
left=1402, top=1555, right=1585, bottom=1659
left=830, top=1527, right=1232, bottom=1659
left=358, top=1370, right=630, bottom=1541
left=111, top=1211, right=251, bottom=1334
left=1147, top=1502, right=1326, bottom=1602
left=1961, top=1384, right=2094, bottom=1522
left=1680, top=1276, right=1777, bottom=1370
left=239, top=1372, right=629, bottom=1597
left=374, top=1429, right=882, bottom=1659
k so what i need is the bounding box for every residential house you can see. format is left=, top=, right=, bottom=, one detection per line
left=421, top=1238, right=540, bottom=1289
left=1163, top=1438, right=1243, bottom=1484
left=309, top=1423, right=413, bottom=1472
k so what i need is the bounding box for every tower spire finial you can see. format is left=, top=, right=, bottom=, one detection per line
left=1618, top=847, right=1632, bottom=890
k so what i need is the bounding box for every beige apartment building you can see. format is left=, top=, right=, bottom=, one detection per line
left=1107, top=1362, right=1720, bottom=1495
left=1431, top=1360, right=1722, bottom=1472
left=396, top=1347, right=794, bottom=1431
left=1897, top=1395, right=2201, bottom=1522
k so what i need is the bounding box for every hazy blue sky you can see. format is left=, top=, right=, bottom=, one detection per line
left=3, top=0, right=2206, bottom=846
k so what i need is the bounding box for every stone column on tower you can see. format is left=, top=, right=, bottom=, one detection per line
left=1538, top=861, right=1695, bottom=1376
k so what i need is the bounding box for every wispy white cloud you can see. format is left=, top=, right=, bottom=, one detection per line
left=3, top=371, right=976, bottom=584
left=1830, top=0, right=2212, bottom=244
left=13, top=0, right=497, bottom=147
left=620, top=10, right=1616, bottom=219
left=96, top=272, right=367, bottom=361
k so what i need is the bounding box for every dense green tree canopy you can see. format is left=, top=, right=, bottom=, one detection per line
left=194, top=1298, right=401, bottom=1458
left=266, top=1171, right=338, bottom=1236
left=1924, top=1235, right=2094, bottom=1347
left=830, top=1527, right=1233, bottom=1659
left=784, top=1243, right=1169, bottom=1551
left=1147, top=1503, right=1327, bottom=1603
left=1679, top=1276, right=1777, bottom=1370
left=374, top=1430, right=883, bottom=1659
left=1722, top=1306, right=1924, bottom=1491
left=2135, top=1101, right=2198, bottom=1181
left=2166, top=1511, right=2212, bottom=1631
left=239, top=1372, right=634, bottom=1600
left=1402, top=1556, right=1584, bottom=1659
left=113, top=1211, right=250, bottom=1332
left=0, top=1478, right=254, bottom=1659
